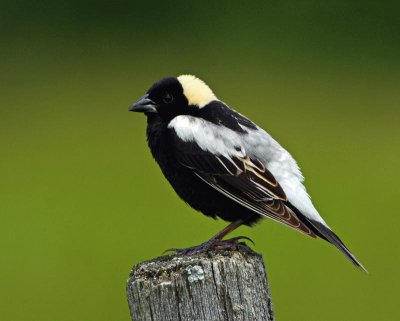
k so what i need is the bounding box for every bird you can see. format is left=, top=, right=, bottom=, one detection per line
left=129, top=74, right=366, bottom=271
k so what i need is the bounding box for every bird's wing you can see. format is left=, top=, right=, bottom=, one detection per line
left=168, top=115, right=316, bottom=237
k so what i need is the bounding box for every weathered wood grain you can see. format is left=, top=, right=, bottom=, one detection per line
left=126, top=245, right=274, bottom=321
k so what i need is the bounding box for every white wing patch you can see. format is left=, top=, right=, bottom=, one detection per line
left=168, top=115, right=245, bottom=158
left=168, top=115, right=328, bottom=225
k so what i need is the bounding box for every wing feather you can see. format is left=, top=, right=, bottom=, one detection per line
left=168, top=122, right=315, bottom=237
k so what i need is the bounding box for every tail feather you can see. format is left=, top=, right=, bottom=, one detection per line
left=308, top=219, right=368, bottom=273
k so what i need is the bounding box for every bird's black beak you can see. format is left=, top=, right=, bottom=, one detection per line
left=129, top=94, right=158, bottom=113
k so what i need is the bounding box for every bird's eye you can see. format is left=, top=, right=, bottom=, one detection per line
left=163, top=92, right=174, bottom=104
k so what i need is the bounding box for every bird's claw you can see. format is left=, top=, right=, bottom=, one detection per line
left=162, top=242, right=213, bottom=256
left=162, top=248, right=181, bottom=255
left=162, top=236, right=254, bottom=256
left=228, top=235, right=256, bottom=246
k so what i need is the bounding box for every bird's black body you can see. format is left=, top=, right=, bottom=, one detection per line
left=146, top=113, right=261, bottom=225
left=129, top=75, right=366, bottom=271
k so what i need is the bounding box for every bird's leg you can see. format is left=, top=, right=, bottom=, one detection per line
left=208, top=219, right=244, bottom=242
left=164, top=219, right=254, bottom=255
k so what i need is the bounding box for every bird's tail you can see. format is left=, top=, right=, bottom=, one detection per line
left=309, top=220, right=368, bottom=273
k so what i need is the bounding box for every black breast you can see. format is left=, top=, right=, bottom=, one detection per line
left=145, top=114, right=261, bottom=225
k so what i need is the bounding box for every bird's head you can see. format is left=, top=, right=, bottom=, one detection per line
left=129, top=75, right=216, bottom=121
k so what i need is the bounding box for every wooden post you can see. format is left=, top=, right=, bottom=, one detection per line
left=126, top=245, right=275, bottom=321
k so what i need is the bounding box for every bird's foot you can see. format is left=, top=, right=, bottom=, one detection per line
left=163, top=236, right=254, bottom=256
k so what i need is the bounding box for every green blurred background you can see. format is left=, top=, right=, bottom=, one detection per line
left=1, top=1, right=399, bottom=320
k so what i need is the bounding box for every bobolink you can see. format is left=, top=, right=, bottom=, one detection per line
left=130, top=75, right=366, bottom=271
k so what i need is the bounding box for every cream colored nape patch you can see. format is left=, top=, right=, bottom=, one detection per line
left=177, top=75, right=217, bottom=108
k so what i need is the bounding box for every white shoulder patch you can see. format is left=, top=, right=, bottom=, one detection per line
left=177, top=75, right=217, bottom=108
left=168, top=115, right=243, bottom=157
